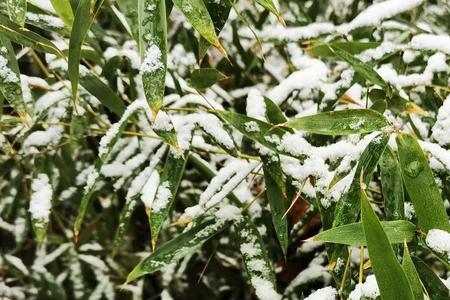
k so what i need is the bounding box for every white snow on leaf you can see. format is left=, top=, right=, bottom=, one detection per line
left=29, top=174, right=52, bottom=223
left=304, top=286, right=337, bottom=300
left=425, top=229, right=450, bottom=257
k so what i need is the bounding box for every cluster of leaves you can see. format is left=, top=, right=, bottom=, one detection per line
left=0, top=0, right=450, bottom=300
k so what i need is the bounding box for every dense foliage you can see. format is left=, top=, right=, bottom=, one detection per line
left=1, top=0, right=450, bottom=299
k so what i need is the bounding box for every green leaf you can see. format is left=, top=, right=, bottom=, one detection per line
left=116, top=0, right=139, bottom=41
left=79, top=72, right=125, bottom=116
left=361, top=188, right=415, bottom=300
left=236, top=217, right=280, bottom=299
left=0, top=37, right=29, bottom=126
left=307, top=41, right=380, bottom=57
left=139, top=0, right=167, bottom=116
left=50, top=0, right=74, bottom=28
left=150, top=150, right=188, bottom=249
left=283, top=109, right=389, bottom=135
left=396, top=133, right=450, bottom=233
left=0, top=14, right=64, bottom=57
left=218, top=111, right=303, bottom=159
left=255, top=0, right=285, bottom=25
left=313, top=220, right=416, bottom=246
left=126, top=217, right=229, bottom=283
left=380, top=147, right=404, bottom=220
left=189, top=68, right=228, bottom=89
left=412, top=256, right=450, bottom=299
left=402, top=243, right=424, bottom=300
left=172, top=0, right=225, bottom=54
left=6, top=0, right=26, bottom=27
left=263, top=96, right=289, bottom=125
left=331, top=46, right=388, bottom=88
left=263, top=161, right=288, bottom=255
left=68, top=0, right=105, bottom=101
left=198, top=0, right=232, bottom=59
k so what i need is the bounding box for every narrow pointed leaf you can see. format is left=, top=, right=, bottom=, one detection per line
left=0, top=37, right=29, bottom=125
left=361, top=188, right=415, bottom=300
left=69, top=0, right=105, bottom=101
left=412, top=256, right=450, bottom=299
left=7, top=0, right=26, bottom=27
left=313, top=220, right=416, bottom=246
left=150, top=151, right=188, bottom=248
left=307, top=41, right=380, bottom=57
left=263, top=162, right=288, bottom=255
left=126, top=217, right=230, bottom=283
left=380, top=147, right=404, bottom=220
left=331, top=46, right=388, bottom=88
left=255, top=0, right=284, bottom=25
left=0, top=14, right=64, bottom=57
left=50, top=0, right=74, bottom=27
left=172, top=0, right=224, bottom=52
left=396, top=133, right=450, bottom=233
left=283, top=109, right=389, bottom=136
left=139, top=0, right=167, bottom=115
left=189, top=68, right=228, bottom=89
left=263, top=96, right=289, bottom=125
left=402, top=243, right=424, bottom=300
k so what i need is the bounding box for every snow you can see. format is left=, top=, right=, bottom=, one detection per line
left=153, top=110, right=174, bottom=132
left=246, top=89, right=267, bottom=120
left=0, top=54, right=19, bottom=83
left=245, top=121, right=260, bottom=132
left=349, top=275, right=380, bottom=300
left=214, top=204, right=241, bottom=221
left=305, top=287, right=337, bottom=300
left=151, top=181, right=172, bottom=213
left=411, top=34, right=450, bottom=55
left=251, top=277, right=281, bottom=300
left=431, top=95, right=450, bottom=146
left=29, top=174, right=52, bottom=223
left=425, top=229, right=450, bottom=256
left=26, top=12, right=65, bottom=29
left=140, top=171, right=160, bottom=208
left=140, top=44, right=163, bottom=74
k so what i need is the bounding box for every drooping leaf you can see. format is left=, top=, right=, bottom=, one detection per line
left=380, top=147, right=404, bottom=220
left=139, top=0, right=167, bottom=116
left=331, top=46, right=388, bottom=88
left=79, top=71, right=125, bottom=116
left=0, top=37, right=29, bottom=126
left=412, top=256, right=450, bottom=299
left=255, top=0, right=285, bottom=25
left=396, top=133, right=450, bottom=233
left=263, top=161, right=288, bottom=255
left=49, top=0, right=74, bottom=27
left=313, top=220, right=416, bottom=246
left=263, top=96, right=290, bottom=126
left=361, top=188, right=415, bottom=300
left=198, top=0, right=232, bottom=59
left=172, top=0, right=225, bottom=54
left=283, top=109, right=389, bottom=136
left=6, top=0, right=26, bottom=27
left=307, top=41, right=380, bottom=57
left=402, top=243, right=424, bottom=300
left=150, top=150, right=188, bottom=249
left=68, top=0, right=105, bottom=101
left=189, top=68, right=228, bottom=89
left=0, top=14, right=64, bottom=57
left=126, top=217, right=230, bottom=283
left=116, top=0, right=139, bottom=40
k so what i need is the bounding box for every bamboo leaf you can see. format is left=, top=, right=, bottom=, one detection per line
left=0, top=37, right=29, bottom=126
left=307, top=41, right=380, bottom=57
left=116, top=0, right=139, bottom=40
left=150, top=150, right=188, bottom=249
left=139, top=0, right=167, bottom=116
left=263, top=161, right=288, bottom=255
left=68, top=0, right=104, bottom=101
left=263, top=96, right=289, bottom=125
left=313, top=220, right=416, bottom=246
left=396, top=133, right=450, bottom=233
left=236, top=217, right=280, bottom=300
left=50, top=0, right=74, bottom=28
left=283, top=109, right=389, bottom=136
left=255, top=0, right=285, bottom=25
left=361, top=188, right=415, bottom=300
left=331, top=46, right=388, bottom=88
left=412, top=256, right=450, bottom=299
left=6, top=0, right=26, bottom=27
left=402, top=243, right=424, bottom=300
left=198, top=0, right=232, bottom=59
left=126, top=216, right=231, bottom=283
left=189, top=68, right=228, bottom=89
left=380, top=147, right=404, bottom=220
left=0, top=14, right=64, bottom=57
left=172, top=0, right=225, bottom=54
